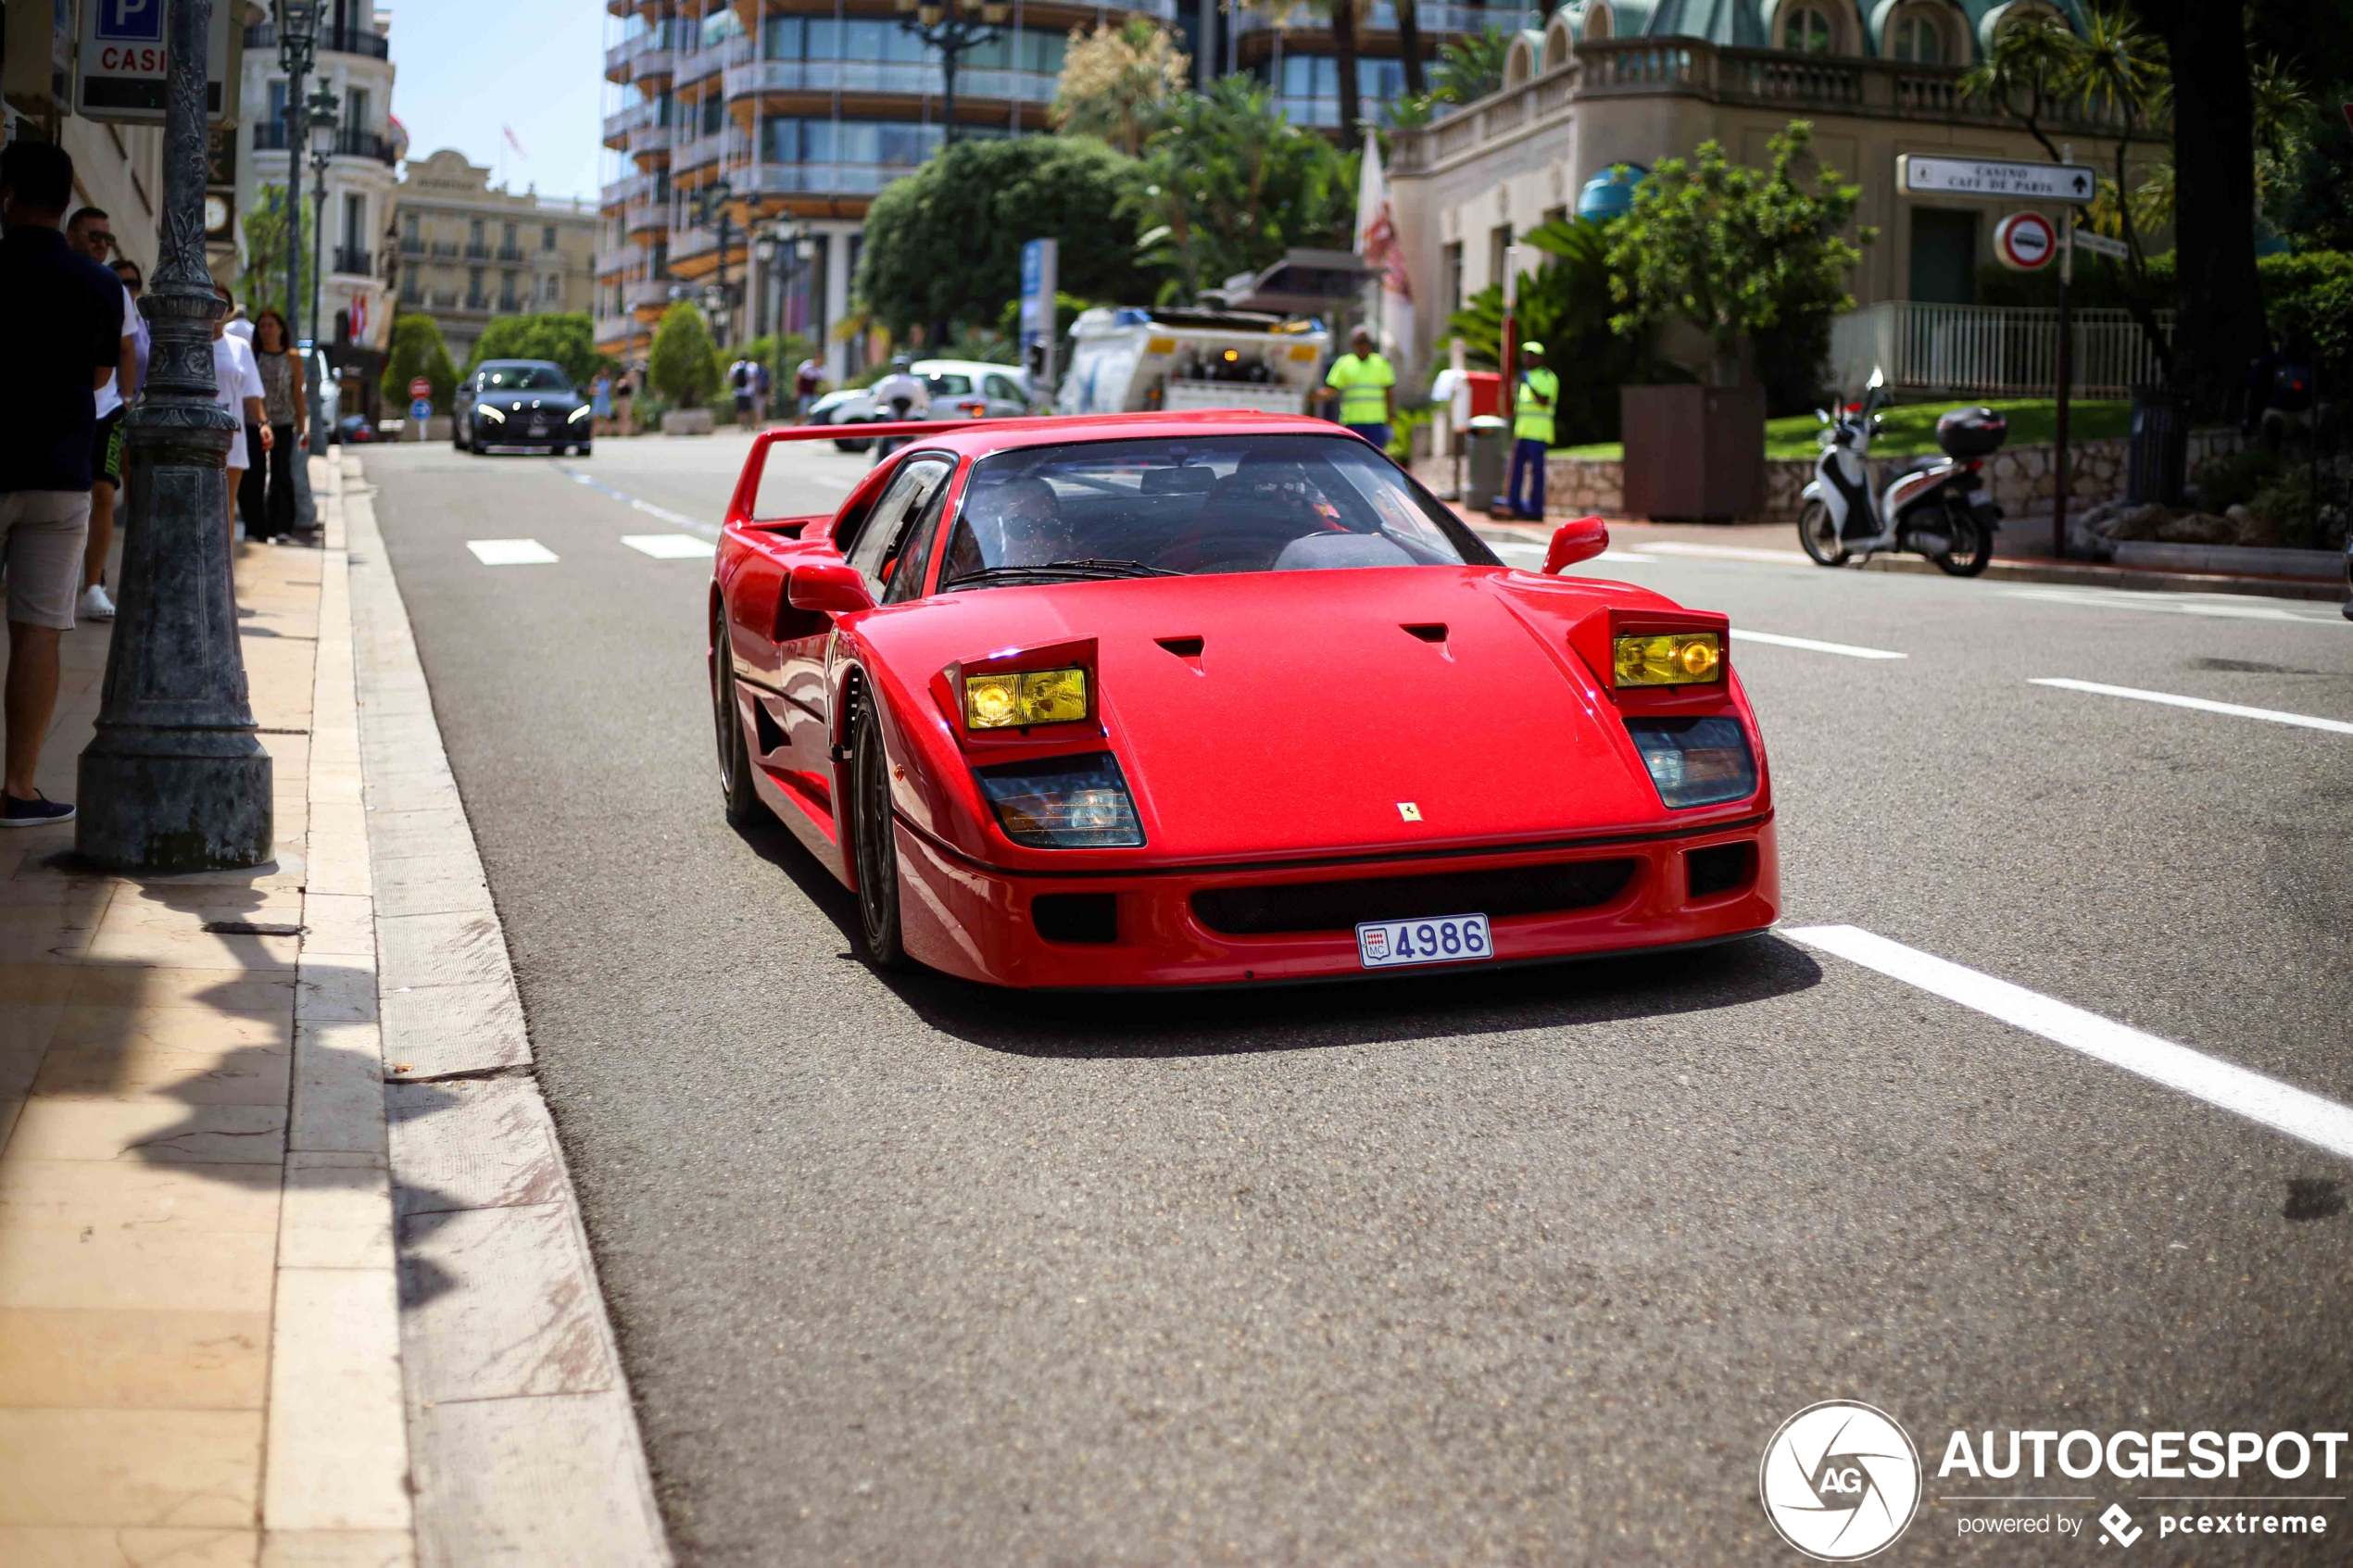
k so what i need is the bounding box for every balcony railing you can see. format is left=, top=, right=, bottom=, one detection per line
left=429, top=240, right=463, bottom=257
left=244, top=22, right=391, bottom=58
left=497, top=245, right=526, bottom=262
left=397, top=234, right=427, bottom=257
left=602, top=99, right=661, bottom=144
left=601, top=171, right=659, bottom=209
left=428, top=290, right=459, bottom=308
left=724, top=60, right=1059, bottom=103
left=248, top=122, right=395, bottom=162
left=736, top=161, right=917, bottom=197
left=625, top=280, right=675, bottom=311
left=597, top=241, right=648, bottom=276
left=462, top=294, right=493, bottom=313
left=673, top=127, right=749, bottom=175
left=333, top=245, right=372, bottom=276
left=1236, top=0, right=1496, bottom=36
left=623, top=197, right=666, bottom=235
left=627, top=122, right=673, bottom=157
left=464, top=243, right=491, bottom=260
left=676, top=35, right=752, bottom=89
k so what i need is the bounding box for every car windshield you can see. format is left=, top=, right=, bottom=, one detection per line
left=479, top=363, right=571, bottom=393
left=937, top=434, right=1495, bottom=588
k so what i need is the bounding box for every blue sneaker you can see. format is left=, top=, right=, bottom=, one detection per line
left=0, top=793, right=75, bottom=827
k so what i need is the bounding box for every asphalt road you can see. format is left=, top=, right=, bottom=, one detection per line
left=359, top=431, right=2353, bottom=1565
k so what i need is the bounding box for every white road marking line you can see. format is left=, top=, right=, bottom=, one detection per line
left=2005, top=585, right=2345, bottom=625
left=553, top=463, right=721, bottom=539
left=467, top=538, right=559, bottom=566
left=1788, top=924, right=2353, bottom=1163
left=1731, top=629, right=1906, bottom=659
left=621, top=533, right=718, bottom=559
left=2030, top=677, right=2353, bottom=736
left=1640, top=541, right=1814, bottom=564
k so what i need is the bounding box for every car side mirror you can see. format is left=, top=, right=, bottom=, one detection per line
left=1543, top=516, right=1609, bottom=573
left=786, top=561, right=875, bottom=614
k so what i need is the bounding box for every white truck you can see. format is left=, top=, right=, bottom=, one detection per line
left=1053, top=307, right=1331, bottom=419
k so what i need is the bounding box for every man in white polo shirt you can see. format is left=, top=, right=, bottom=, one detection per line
left=210, top=285, right=270, bottom=543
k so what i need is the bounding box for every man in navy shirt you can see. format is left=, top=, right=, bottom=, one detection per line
left=0, top=140, right=125, bottom=827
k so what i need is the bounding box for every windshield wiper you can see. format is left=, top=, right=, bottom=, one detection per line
left=942, top=558, right=1180, bottom=588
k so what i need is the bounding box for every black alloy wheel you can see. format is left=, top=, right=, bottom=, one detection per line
left=1933, top=504, right=1993, bottom=577
left=851, top=691, right=907, bottom=969
left=711, top=617, right=768, bottom=828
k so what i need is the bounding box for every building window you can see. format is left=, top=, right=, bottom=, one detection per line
left=1890, top=10, right=1944, bottom=62
left=1441, top=241, right=1463, bottom=319
left=1782, top=4, right=1834, bottom=52
left=403, top=213, right=420, bottom=244
left=543, top=273, right=562, bottom=304
left=542, top=224, right=557, bottom=251
left=345, top=86, right=370, bottom=130
left=468, top=266, right=484, bottom=304
left=1489, top=224, right=1513, bottom=292
left=343, top=193, right=365, bottom=246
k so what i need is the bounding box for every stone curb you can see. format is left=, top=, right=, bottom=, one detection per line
left=338, top=455, right=673, bottom=1567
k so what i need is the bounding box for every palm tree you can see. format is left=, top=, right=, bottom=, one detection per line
left=1957, top=16, right=2080, bottom=162
left=1395, top=0, right=1426, bottom=98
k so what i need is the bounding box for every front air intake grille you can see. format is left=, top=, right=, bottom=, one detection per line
left=1033, top=892, right=1118, bottom=944
left=1684, top=842, right=1756, bottom=899
left=1191, top=860, right=1637, bottom=936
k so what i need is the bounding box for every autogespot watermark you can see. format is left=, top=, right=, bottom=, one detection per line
left=1762, top=1407, right=2349, bottom=1556
left=1759, top=1401, right=1923, bottom=1561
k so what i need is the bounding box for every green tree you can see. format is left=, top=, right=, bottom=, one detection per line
left=378, top=313, right=458, bottom=414
left=1446, top=216, right=1664, bottom=443
left=1604, top=122, right=1871, bottom=387
left=648, top=303, right=722, bottom=409
left=1050, top=17, right=1188, bottom=156
left=1125, top=77, right=1355, bottom=302
left=1390, top=26, right=1511, bottom=127
left=237, top=184, right=313, bottom=322
left=467, top=312, right=609, bottom=386
left=859, top=135, right=1149, bottom=342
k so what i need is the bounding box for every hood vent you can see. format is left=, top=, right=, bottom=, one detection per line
left=1156, top=635, right=1206, bottom=672
left=1401, top=623, right=1447, bottom=644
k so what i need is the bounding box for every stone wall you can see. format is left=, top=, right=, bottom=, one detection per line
left=1422, top=438, right=2143, bottom=521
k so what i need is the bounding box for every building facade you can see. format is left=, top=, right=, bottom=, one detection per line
left=595, top=0, right=1183, bottom=379
left=1385, top=0, right=2148, bottom=379
left=389, top=149, right=600, bottom=366
left=236, top=4, right=401, bottom=410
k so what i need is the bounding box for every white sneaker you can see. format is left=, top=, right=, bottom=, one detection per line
left=78, top=584, right=115, bottom=621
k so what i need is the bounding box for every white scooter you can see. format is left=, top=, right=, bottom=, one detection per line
left=1798, top=368, right=2002, bottom=578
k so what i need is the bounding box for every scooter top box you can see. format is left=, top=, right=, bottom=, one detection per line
left=1936, top=406, right=2007, bottom=458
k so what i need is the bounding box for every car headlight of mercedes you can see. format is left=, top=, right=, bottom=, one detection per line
left=975, top=752, right=1142, bottom=847
left=1625, top=717, right=1755, bottom=809
left=568, top=405, right=591, bottom=423
left=478, top=404, right=507, bottom=423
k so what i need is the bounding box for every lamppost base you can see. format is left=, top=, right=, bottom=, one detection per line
left=76, top=734, right=273, bottom=873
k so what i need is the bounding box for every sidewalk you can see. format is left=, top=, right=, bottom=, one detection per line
left=1470, top=515, right=2349, bottom=603
left=0, top=458, right=666, bottom=1566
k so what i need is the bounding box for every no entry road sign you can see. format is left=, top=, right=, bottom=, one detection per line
left=1994, top=211, right=2057, bottom=270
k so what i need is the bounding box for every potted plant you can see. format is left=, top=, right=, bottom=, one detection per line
left=649, top=303, right=722, bottom=436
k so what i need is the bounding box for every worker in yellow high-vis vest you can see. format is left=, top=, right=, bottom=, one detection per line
left=1323, top=326, right=1396, bottom=452
left=1508, top=341, right=1559, bottom=521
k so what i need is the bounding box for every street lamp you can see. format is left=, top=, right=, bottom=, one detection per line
left=755, top=217, right=810, bottom=420
left=894, top=0, right=1010, bottom=147
left=304, top=86, right=338, bottom=463
left=79, top=0, right=271, bottom=870
left=274, top=0, right=321, bottom=331
left=691, top=176, right=736, bottom=345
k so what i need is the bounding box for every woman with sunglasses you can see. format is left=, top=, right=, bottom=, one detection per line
left=247, top=308, right=308, bottom=543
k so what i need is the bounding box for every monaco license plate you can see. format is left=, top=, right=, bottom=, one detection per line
left=1356, top=912, right=1492, bottom=970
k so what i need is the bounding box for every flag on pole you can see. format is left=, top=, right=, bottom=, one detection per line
left=1353, top=136, right=1416, bottom=372
left=502, top=125, right=528, bottom=158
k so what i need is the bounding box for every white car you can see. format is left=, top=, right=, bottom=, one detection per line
left=816, top=358, right=1031, bottom=451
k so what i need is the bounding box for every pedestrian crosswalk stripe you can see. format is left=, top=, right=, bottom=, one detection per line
left=467, top=539, right=559, bottom=566
left=1790, top=923, right=2353, bottom=1163
left=2030, top=677, right=2353, bottom=736
left=621, top=533, right=717, bottom=559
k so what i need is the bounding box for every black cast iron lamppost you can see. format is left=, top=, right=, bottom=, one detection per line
left=693, top=176, right=736, bottom=344
left=275, top=0, right=320, bottom=331
left=305, top=83, right=337, bottom=349
left=755, top=217, right=810, bottom=419
left=894, top=0, right=1010, bottom=147
left=79, top=0, right=272, bottom=871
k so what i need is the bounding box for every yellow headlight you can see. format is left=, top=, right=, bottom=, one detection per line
left=1612, top=633, right=1721, bottom=687
left=963, top=667, right=1088, bottom=729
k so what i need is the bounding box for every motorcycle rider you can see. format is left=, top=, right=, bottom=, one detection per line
left=869, top=355, right=930, bottom=460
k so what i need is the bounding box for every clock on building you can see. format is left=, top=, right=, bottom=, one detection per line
left=204, top=194, right=232, bottom=239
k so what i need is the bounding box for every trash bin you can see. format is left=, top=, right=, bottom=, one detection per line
left=1465, top=415, right=1509, bottom=514
left=2127, top=383, right=2186, bottom=506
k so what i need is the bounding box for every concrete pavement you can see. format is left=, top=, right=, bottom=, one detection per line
left=357, top=430, right=2353, bottom=1564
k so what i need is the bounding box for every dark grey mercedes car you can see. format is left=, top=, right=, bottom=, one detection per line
left=454, top=360, right=593, bottom=456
